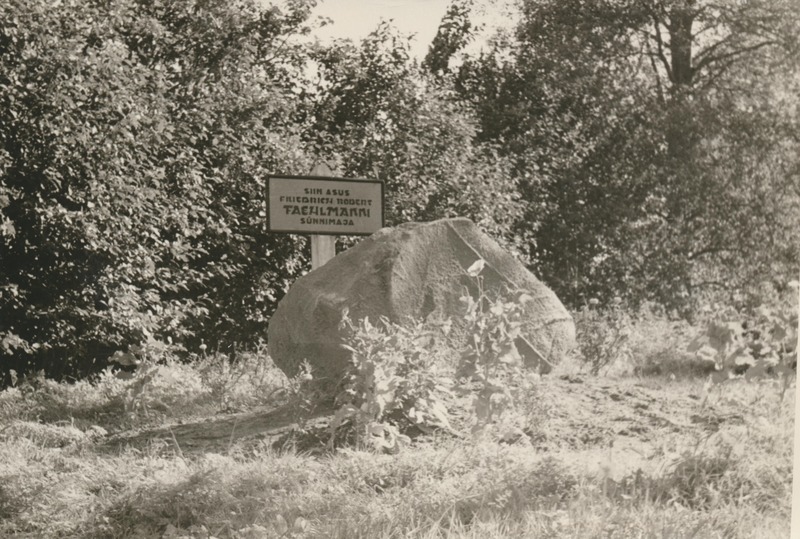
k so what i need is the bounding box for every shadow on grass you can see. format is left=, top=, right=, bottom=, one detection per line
left=102, top=401, right=338, bottom=456
left=634, top=353, right=716, bottom=379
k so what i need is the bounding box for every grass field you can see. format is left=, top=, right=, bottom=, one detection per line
left=0, top=331, right=794, bottom=538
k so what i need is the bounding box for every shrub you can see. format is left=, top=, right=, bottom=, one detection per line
left=687, top=281, right=798, bottom=393
left=330, top=314, right=456, bottom=452
left=329, top=258, right=549, bottom=449
left=456, top=258, right=540, bottom=434
left=194, top=346, right=290, bottom=412
left=572, top=297, right=632, bottom=375
left=623, top=305, right=704, bottom=378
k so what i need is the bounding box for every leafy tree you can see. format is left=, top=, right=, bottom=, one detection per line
left=300, top=22, right=524, bottom=246
left=424, top=0, right=478, bottom=76
left=455, top=0, right=800, bottom=312
left=5, top=0, right=796, bottom=386
left=0, top=0, right=318, bottom=382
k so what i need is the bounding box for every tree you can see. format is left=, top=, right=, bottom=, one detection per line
left=0, top=0, right=319, bottom=382
left=299, top=22, right=524, bottom=246
left=454, top=0, right=800, bottom=312
left=424, top=0, right=478, bottom=76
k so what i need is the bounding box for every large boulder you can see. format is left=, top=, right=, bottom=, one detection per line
left=267, top=218, right=574, bottom=386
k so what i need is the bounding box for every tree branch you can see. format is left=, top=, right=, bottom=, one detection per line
left=644, top=38, right=666, bottom=103
left=692, top=33, right=736, bottom=66
left=693, top=39, right=775, bottom=74
left=648, top=16, right=674, bottom=83
left=695, top=58, right=737, bottom=93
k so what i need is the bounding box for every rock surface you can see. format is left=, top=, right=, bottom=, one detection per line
left=267, top=218, right=575, bottom=385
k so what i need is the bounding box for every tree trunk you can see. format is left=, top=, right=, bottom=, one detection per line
left=669, top=1, right=695, bottom=88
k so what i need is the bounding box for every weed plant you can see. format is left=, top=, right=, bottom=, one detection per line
left=572, top=297, right=633, bottom=375
left=329, top=258, right=554, bottom=449
left=331, top=314, right=457, bottom=451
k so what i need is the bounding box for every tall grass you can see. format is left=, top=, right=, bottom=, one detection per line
left=0, top=314, right=793, bottom=538
left=0, top=427, right=791, bottom=537
left=0, top=349, right=290, bottom=433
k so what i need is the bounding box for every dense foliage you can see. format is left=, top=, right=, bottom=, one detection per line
left=0, top=0, right=318, bottom=380
left=2, top=0, right=799, bottom=381
left=453, top=0, right=800, bottom=311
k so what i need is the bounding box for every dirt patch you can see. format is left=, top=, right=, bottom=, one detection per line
left=535, top=375, right=700, bottom=450
left=528, top=375, right=758, bottom=480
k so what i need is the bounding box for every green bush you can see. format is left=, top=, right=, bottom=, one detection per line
left=330, top=314, right=456, bottom=452
left=0, top=0, right=317, bottom=382
left=572, top=297, right=632, bottom=375
left=687, top=281, right=798, bottom=392
left=329, top=259, right=552, bottom=449
left=456, top=259, right=540, bottom=433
